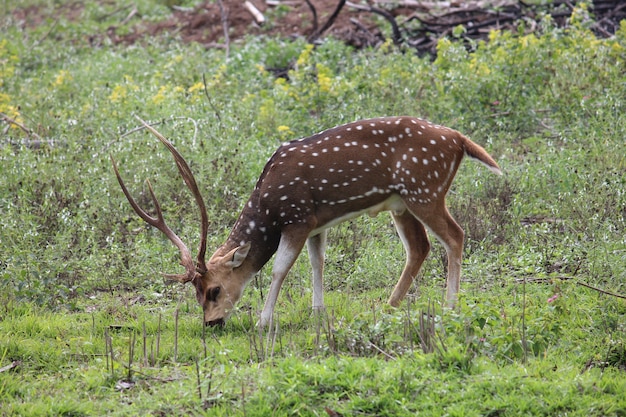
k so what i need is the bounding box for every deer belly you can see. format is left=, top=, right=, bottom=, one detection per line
left=308, top=194, right=406, bottom=237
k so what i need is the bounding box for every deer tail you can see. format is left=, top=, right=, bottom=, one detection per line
left=462, top=136, right=502, bottom=175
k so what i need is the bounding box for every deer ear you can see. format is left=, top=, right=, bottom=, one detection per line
left=225, top=242, right=251, bottom=268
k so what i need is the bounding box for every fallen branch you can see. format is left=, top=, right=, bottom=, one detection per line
left=0, top=112, right=42, bottom=140
left=119, top=6, right=138, bottom=26
left=574, top=280, right=626, bottom=300
left=0, top=361, right=21, bottom=373
left=244, top=1, right=265, bottom=25
left=519, top=276, right=626, bottom=300
left=346, top=1, right=403, bottom=44
left=349, top=17, right=380, bottom=46
left=307, top=0, right=347, bottom=43
left=216, top=0, right=230, bottom=59
left=304, top=0, right=319, bottom=35
left=369, top=342, right=397, bottom=361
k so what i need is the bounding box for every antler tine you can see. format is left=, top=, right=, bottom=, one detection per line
left=110, top=154, right=196, bottom=283
left=135, top=116, right=210, bottom=274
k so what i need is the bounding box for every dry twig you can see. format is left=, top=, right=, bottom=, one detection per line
left=216, top=0, right=230, bottom=59
left=307, top=0, right=347, bottom=43
left=244, top=1, right=265, bottom=25
left=347, top=1, right=403, bottom=44
left=519, top=276, right=626, bottom=300
left=304, top=0, right=319, bottom=34
left=0, top=112, right=42, bottom=140
left=0, top=361, right=21, bottom=373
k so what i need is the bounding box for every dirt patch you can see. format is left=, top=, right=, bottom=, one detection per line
left=103, top=0, right=626, bottom=55
left=10, top=0, right=626, bottom=55
left=107, top=0, right=384, bottom=50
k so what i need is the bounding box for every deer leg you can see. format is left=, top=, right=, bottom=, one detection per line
left=417, top=206, right=465, bottom=307
left=306, top=230, right=327, bottom=312
left=388, top=210, right=431, bottom=307
left=258, top=230, right=308, bottom=327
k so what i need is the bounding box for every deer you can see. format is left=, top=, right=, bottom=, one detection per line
left=111, top=116, right=502, bottom=328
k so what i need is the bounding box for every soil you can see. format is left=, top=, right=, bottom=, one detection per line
left=105, top=0, right=397, bottom=52
left=9, top=0, right=626, bottom=56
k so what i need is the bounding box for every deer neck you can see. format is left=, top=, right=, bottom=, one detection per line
left=222, top=188, right=281, bottom=274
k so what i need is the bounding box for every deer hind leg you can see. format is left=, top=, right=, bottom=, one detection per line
left=259, top=229, right=309, bottom=327
left=414, top=205, right=465, bottom=308
left=306, top=230, right=327, bottom=312
left=388, top=210, right=431, bottom=307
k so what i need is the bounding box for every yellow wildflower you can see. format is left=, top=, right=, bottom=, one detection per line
left=277, top=125, right=294, bottom=140
left=165, top=54, right=183, bottom=69
left=188, top=82, right=205, bottom=94
left=316, top=63, right=332, bottom=93
left=151, top=85, right=168, bottom=105
left=488, top=30, right=501, bottom=43
left=296, top=44, right=315, bottom=68
left=0, top=98, right=22, bottom=128
left=469, top=56, right=490, bottom=76
left=53, top=70, right=72, bottom=87
left=108, top=84, right=128, bottom=103
left=520, top=34, right=538, bottom=49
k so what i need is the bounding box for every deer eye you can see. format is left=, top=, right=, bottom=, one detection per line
left=207, top=286, right=221, bottom=302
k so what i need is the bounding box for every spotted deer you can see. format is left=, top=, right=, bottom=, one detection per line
left=112, top=116, right=502, bottom=327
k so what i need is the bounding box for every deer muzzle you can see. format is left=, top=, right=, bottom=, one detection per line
left=206, top=318, right=225, bottom=327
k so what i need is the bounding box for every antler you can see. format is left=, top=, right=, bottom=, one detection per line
left=110, top=117, right=210, bottom=282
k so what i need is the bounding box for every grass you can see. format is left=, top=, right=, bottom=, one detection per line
left=1, top=1, right=626, bottom=415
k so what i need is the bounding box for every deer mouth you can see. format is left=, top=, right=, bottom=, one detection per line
left=206, top=318, right=225, bottom=327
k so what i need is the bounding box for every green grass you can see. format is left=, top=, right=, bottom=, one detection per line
left=1, top=1, right=626, bottom=415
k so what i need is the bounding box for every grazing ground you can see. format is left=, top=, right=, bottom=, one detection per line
left=1, top=1, right=626, bottom=416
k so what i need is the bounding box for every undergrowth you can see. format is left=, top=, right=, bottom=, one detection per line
left=1, top=1, right=625, bottom=415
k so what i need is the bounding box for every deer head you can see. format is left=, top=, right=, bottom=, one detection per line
left=111, top=118, right=255, bottom=326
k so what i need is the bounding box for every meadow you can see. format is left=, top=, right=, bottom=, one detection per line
left=1, top=1, right=625, bottom=415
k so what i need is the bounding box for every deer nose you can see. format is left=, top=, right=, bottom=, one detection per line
left=206, top=318, right=225, bottom=327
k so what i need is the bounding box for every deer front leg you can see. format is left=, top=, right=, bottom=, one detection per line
left=258, top=230, right=308, bottom=328
left=306, top=230, right=328, bottom=312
